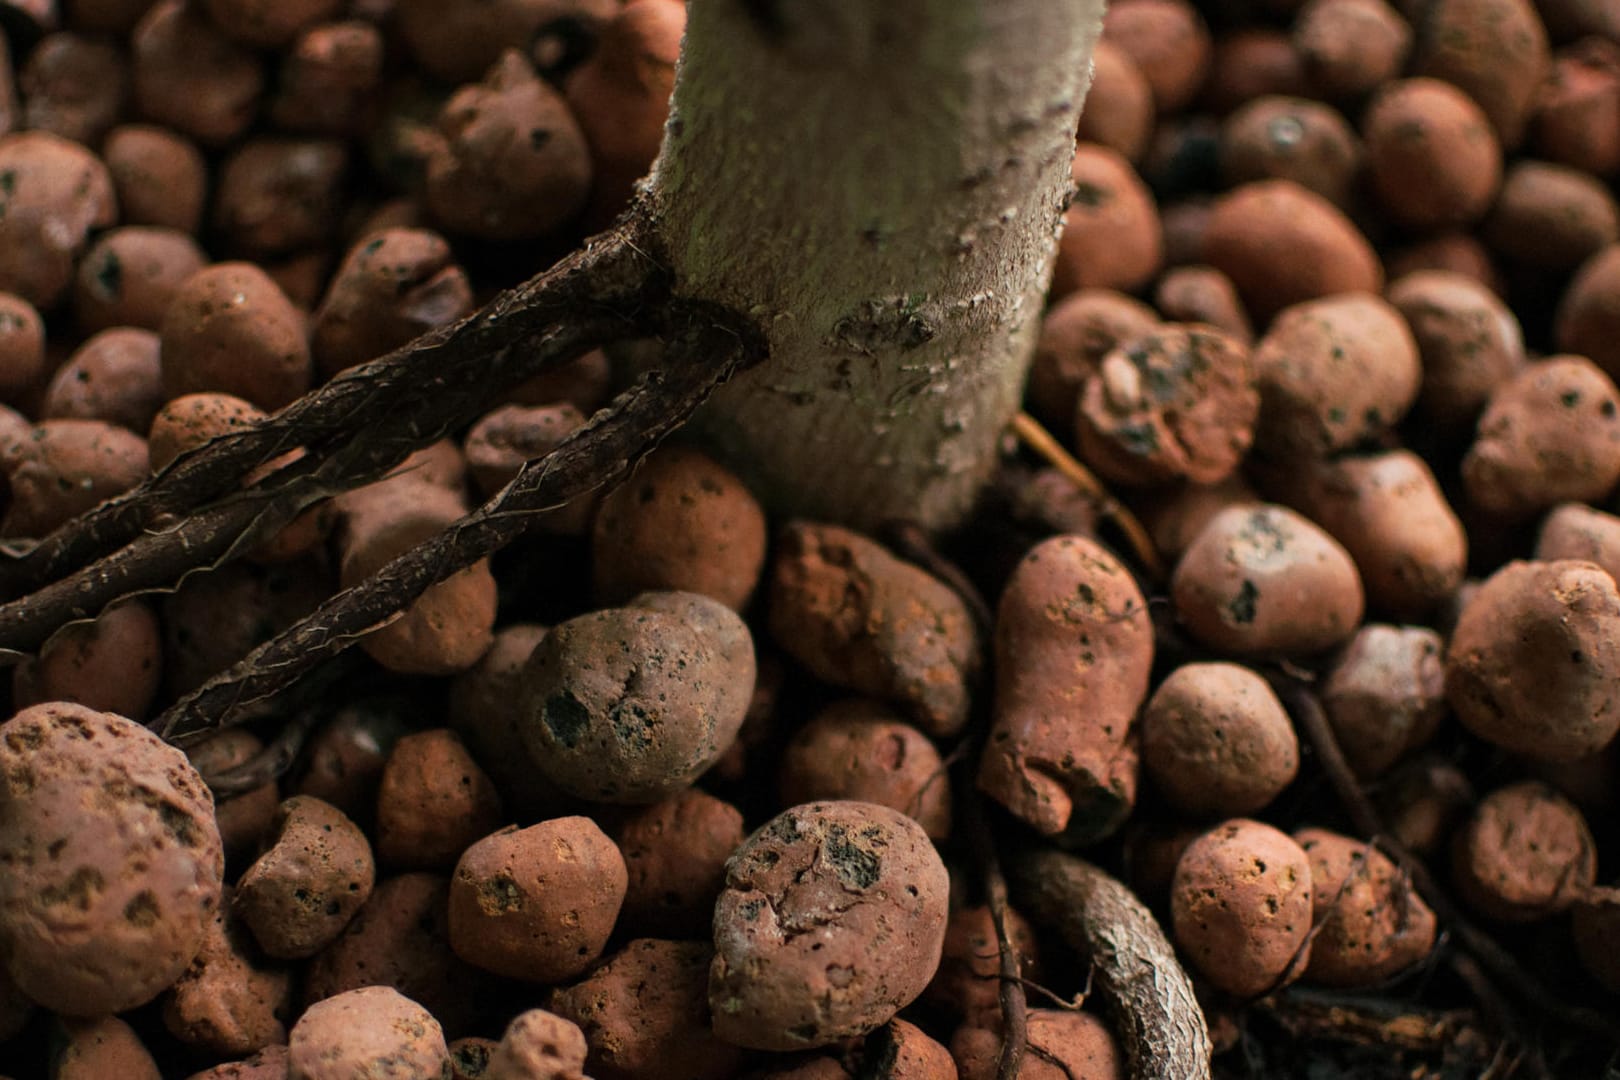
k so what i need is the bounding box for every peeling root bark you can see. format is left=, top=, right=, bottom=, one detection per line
left=1009, top=848, right=1212, bottom=1080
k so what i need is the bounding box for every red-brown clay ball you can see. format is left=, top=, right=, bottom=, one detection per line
left=550, top=938, right=744, bottom=1080
left=1386, top=233, right=1503, bottom=295
left=616, top=788, right=746, bottom=938
left=0, top=292, right=43, bottom=403
left=1141, top=662, right=1299, bottom=817
left=709, top=801, right=950, bottom=1051
left=466, top=404, right=591, bottom=530
left=923, top=904, right=1042, bottom=1026
left=184, top=729, right=280, bottom=865
left=768, top=522, right=979, bottom=738
left=1026, top=288, right=1159, bottom=437
left=102, top=123, right=208, bottom=235
left=1075, top=322, right=1259, bottom=488
left=1556, top=244, right=1620, bottom=379
left=1153, top=266, right=1253, bottom=344
left=161, top=890, right=293, bottom=1058
left=146, top=392, right=264, bottom=473
left=303, top=872, right=495, bottom=1041
left=1461, top=356, right=1620, bottom=519
left=952, top=1010, right=1123, bottom=1080
left=1170, top=818, right=1313, bottom=997
left=1483, top=160, right=1619, bottom=271
left=20, top=32, right=126, bottom=147
left=0, top=702, right=224, bottom=1016
left=1446, top=559, right=1620, bottom=761
left=1387, top=270, right=1524, bottom=430
left=1409, top=0, right=1549, bottom=149
left=312, top=228, right=474, bottom=379
left=200, top=0, right=342, bottom=49
left=1377, top=757, right=1475, bottom=858
left=161, top=558, right=331, bottom=696
left=131, top=1, right=264, bottom=147
left=53, top=1016, right=162, bottom=1080
left=1135, top=473, right=1261, bottom=561
left=1251, top=293, right=1420, bottom=458
left=1294, top=828, right=1437, bottom=986
left=1452, top=781, right=1597, bottom=921
left=1531, top=41, right=1620, bottom=177
left=0, top=131, right=115, bottom=310
left=1219, top=96, right=1361, bottom=208
left=43, top=328, right=165, bottom=434
left=779, top=698, right=952, bottom=840
left=1050, top=144, right=1163, bottom=298
left=1320, top=624, right=1446, bottom=779
left=2, top=419, right=150, bottom=538
left=448, top=816, right=627, bottom=983
left=270, top=21, right=386, bottom=137
left=593, top=444, right=768, bottom=611
left=486, top=1008, right=590, bottom=1080
left=212, top=138, right=350, bottom=259
left=1101, top=0, right=1211, bottom=113
left=521, top=592, right=755, bottom=803
left=425, top=51, right=593, bottom=241
left=293, top=700, right=411, bottom=829
left=447, top=623, right=564, bottom=822
left=1362, top=78, right=1502, bottom=230
left=1077, top=39, right=1155, bottom=164
left=12, top=598, right=161, bottom=722
left=375, top=729, right=504, bottom=872
left=181, top=1044, right=291, bottom=1080
left=160, top=262, right=313, bottom=412
left=1203, top=29, right=1308, bottom=116
left=1537, top=502, right=1620, bottom=581
left=395, top=0, right=619, bottom=84
left=449, top=1037, right=497, bottom=1080
left=1292, top=0, right=1411, bottom=101
left=234, top=795, right=376, bottom=960
left=1172, top=504, right=1364, bottom=657
left=1202, top=180, right=1382, bottom=321
left=288, top=985, right=449, bottom=1080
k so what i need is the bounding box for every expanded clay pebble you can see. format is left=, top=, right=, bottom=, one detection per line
left=1267, top=449, right=1467, bottom=620
left=1537, top=502, right=1620, bottom=580
left=922, top=904, right=1042, bottom=1026
left=1218, top=96, right=1361, bottom=209
left=855, top=1019, right=955, bottom=1078
left=1202, top=180, right=1381, bottom=320
left=1076, top=40, right=1154, bottom=163
left=304, top=872, right=495, bottom=1041
left=0, top=702, right=223, bottom=1016
left=1362, top=78, right=1502, bottom=230
left=425, top=50, right=593, bottom=241
left=212, top=138, right=350, bottom=258
left=769, top=522, right=979, bottom=738
left=521, top=591, right=754, bottom=803
left=184, top=729, right=280, bottom=863
left=1170, top=819, right=1313, bottom=997
left=465, top=403, right=588, bottom=504
left=1462, top=357, right=1620, bottom=519
left=1250, top=293, right=1420, bottom=459
left=0, top=291, right=43, bottom=403
left=549, top=938, right=744, bottom=1080
left=53, top=1015, right=162, bottom=1080
left=43, top=327, right=164, bottom=433
left=146, top=392, right=265, bottom=472
left=161, top=558, right=331, bottom=696
left=395, top=0, right=618, bottom=84
left=183, top=1044, right=291, bottom=1080
left=375, top=729, right=504, bottom=871
left=1320, top=624, right=1446, bottom=779
left=1483, top=159, right=1620, bottom=271
left=1, top=419, right=149, bottom=538
left=1153, top=266, right=1253, bottom=344
left=1140, top=662, right=1299, bottom=818
left=102, top=123, right=209, bottom=235
left=779, top=698, right=952, bottom=840
left=294, top=699, right=411, bottom=827
left=448, top=623, right=563, bottom=822
left=130, top=1, right=264, bottom=147
left=1293, top=829, right=1436, bottom=988
left=12, top=597, right=160, bottom=720
left=1558, top=244, right=1620, bottom=378
left=616, top=788, right=746, bottom=938
left=448, top=816, right=627, bottom=983
left=1100, top=0, right=1211, bottom=113
left=978, top=534, right=1152, bottom=841
left=0, top=131, right=114, bottom=310
left=161, top=888, right=293, bottom=1058
left=1292, top=0, right=1410, bottom=101
left=1447, top=559, right=1620, bottom=760
left=160, top=262, right=313, bottom=412
left=1171, top=504, right=1364, bottom=657
left=1202, top=29, right=1307, bottom=116
left=20, top=31, right=126, bottom=146
left=709, top=801, right=950, bottom=1051
left=1385, top=270, right=1524, bottom=431
left=1532, top=40, right=1620, bottom=178
left=270, top=20, right=386, bottom=137
left=449, top=1038, right=497, bottom=1080
left=1074, top=322, right=1259, bottom=488
left=592, top=444, right=768, bottom=610
left=1452, top=781, right=1597, bottom=921
left=1410, top=0, right=1548, bottom=150
left=485, top=1008, right=589, bottom=1080
left=312, top=227, right=474, bottom=379
left=564, top=0, right=684, bottom=225
left=200, top=0, right=342, bottom=49
left=1025, top=288, right=1159, bottom=437
left=234, top=795, right=375, bottom=960
left=288, top=985, right=450, bottom=1080
left=951, top=1010, right=1122, bottom=1080
left=1049, top=144, right=1163, bottom=297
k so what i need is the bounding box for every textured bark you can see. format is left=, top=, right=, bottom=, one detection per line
left=649, top=0, right=1105, bottom=529
left=1010, top=849, right=1213, bottom=1080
